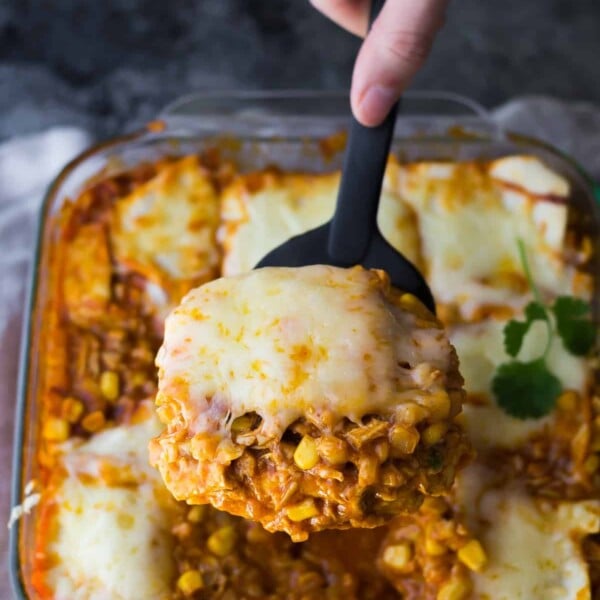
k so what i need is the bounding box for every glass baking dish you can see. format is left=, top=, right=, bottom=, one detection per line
left=9, top=90, right=600, bottom=599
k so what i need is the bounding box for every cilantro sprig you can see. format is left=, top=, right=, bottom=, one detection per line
left=491, top=239, right=596, bottom=419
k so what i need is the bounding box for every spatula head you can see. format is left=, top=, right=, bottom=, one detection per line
left=256, top=222, right=436, bottom=313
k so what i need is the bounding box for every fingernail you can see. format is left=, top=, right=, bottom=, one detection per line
left=357, top=85, right=396, bottom=125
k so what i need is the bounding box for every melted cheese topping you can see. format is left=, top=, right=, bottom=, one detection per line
left=219, top=155, right=585, bottom=320
left=157, top=265, right=453, bottom=438
left=397, top=156, right=583, bottom=319
left=450, top=319, right=589, bottom=450
left=40, top=154, right=597, bottom=598
left=219, top=163, right=420, bottom=276
left=489, top=155, right=570, bottom=197
left=457, top=465, right=600, bottom=600
left=48, top=481, right=173, bottom=600
left=111, top=156, right=220, bottom=297
left=46, top=413, right=175, bottom=600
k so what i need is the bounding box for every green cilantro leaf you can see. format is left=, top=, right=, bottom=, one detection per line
left=503, top=301, right=548, bottom=357
left=525, top=301, right=548, bottom=322
left=553, top=296, right=590, bottom=318
left=503, top=320, right=530, bottom=357
left=552, top=296, right=596, bottom=356
left=491, top=359, right=562, bottom=419
left=558, top=320, right=596, bottom=356
left=493, top=240, right=594, bottom=420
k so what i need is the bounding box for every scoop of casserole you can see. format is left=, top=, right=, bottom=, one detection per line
left=150, top=265, right=470, bottom=540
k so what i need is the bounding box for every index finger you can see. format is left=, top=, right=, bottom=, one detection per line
left=309, top=0, right=370, bottom=37
left=351, top=0, right=448, bottom=126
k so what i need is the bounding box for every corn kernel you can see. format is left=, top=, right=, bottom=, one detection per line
left=396, top=403, right=429, bottom=427
left=389, top=424, right=420, bottom=454
left=584, top=454, right=600, bottom=474
left=422, top=422, right=449, bottom=447
left=231, top=415, right=252, bottom=434
left=399, top=293, right=432, bottom=320
left=294, top=436, right=319, bottom=470
left=421, top=391, right=451, bottom=421
left=61, top=397, right=84, bottom=423
left=177, top=569, right=204, bottom=595
left=246, top=523, right=271, bottom=545
left=458, top=539, right=487, bottom=572
left=231, top=412, right=260, bottom=434
left=215, top=438, right=244, bottom=462
left=399, top=292, right=419, bottom=308
left=130, top=371, right=148, bottom=388
left=43, top=418, right=70, bottom=442
left=81, top=410, right=106, bottom=433
left=207, top=525, right=236, bottom=556
left=421, top=497, right=447, bottom=515
left=99, top=370, right=120, bottom=401
left=425, top=537, right=447, bottom=556
left=317, top=436, right=348, bottom=465
left=557, top=390, right=578, bottom=412
left=286, top=498, right=319, bottom=522
left=382, top=543, right=413, bottom=570
left=437, top=576, right=471, bottom=600
left=187, top=505, right=206, bottom=523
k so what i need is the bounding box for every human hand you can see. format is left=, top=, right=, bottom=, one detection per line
left=311, top=0, right=449, bottom=126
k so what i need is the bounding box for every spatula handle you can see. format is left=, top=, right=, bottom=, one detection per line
left=328, top=0, right=399, bottom=265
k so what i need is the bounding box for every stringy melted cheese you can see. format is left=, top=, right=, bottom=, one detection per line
left=157, top=265, right=453, bottom=438
left=45, top=414, right=175, bottom=600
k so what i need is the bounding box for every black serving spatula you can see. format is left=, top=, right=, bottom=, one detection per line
left=256, top=0, right=435, bottom=313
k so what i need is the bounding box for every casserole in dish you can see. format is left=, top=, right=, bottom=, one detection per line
left=10, top=91, right=600, bottom=599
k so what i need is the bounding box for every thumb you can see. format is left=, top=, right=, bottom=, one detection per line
left=351, top=0, right=448, bottom=126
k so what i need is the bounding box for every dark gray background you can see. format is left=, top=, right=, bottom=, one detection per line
left=1, top=0, right=599, bottom=140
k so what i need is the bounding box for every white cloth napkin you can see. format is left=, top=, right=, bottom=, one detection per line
left=0, top=127, right=91, bottom=597
left=0, top=97, right=599, bottom=598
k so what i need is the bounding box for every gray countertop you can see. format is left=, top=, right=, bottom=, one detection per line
left=1, top=0, right=600, bottom=140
